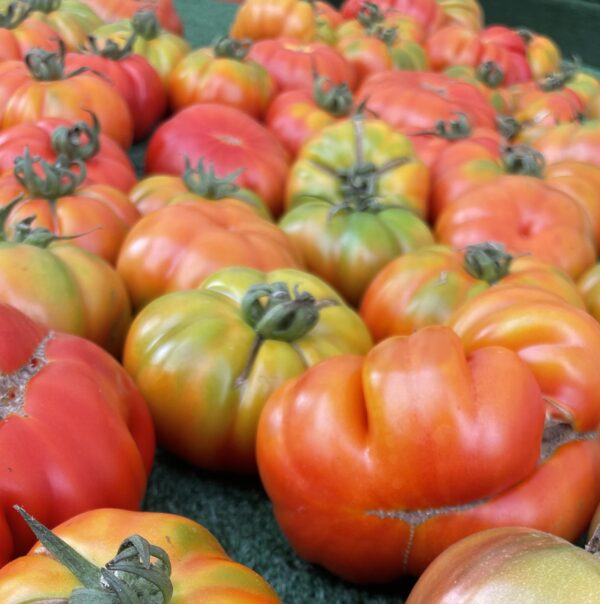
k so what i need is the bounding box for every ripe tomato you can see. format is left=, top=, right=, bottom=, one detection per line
left=145, top=104, right=291, bottom=217
left=0, top=507, right=280, bottom=602
left=0, top=304, right=154, bottom=564
left=407, top=527, right=600, bottom=603
left=0, top=116, right=136, bottom=192
left=124, top=266, right=372, bottom=472
left=257, top=325, right=600, bottom=581
left=116, top=201, right=303, bottom=310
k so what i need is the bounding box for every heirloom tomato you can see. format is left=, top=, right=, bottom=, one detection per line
left=0, top=2, right=58, bottom=60
left=65, top=36, right=167, bottom=141
left=340, top=0, right=445, bottom=36
left=116, top=201, right=303, bottom=310
left=360, top=242, right=584, bottom=341
left=265, top=73, right=354, bottom=158
left=91, top=9, right=190, bottom=87
left=0, top=115, right=136, bottom=192
left=0, top=43, right=134, bottom=149
left=145, top=104, right=290, bottom=216
left=435, top=175, right=596, bottom=279
left=130, top=158, right=271, bottom=219
left=449, top=285, right=600, bottom=431
left=168, top=37, right=275, bottom=119
left=248, top=37, right=356, bottom=93
left=257, top=325, right=600, bottom=582
left=0, top=507, right=280, bottom=602
left=0, top=198, right=132, bottom=356
left=229, top=0, right=337, bottom=43
left=0, top=150, right=140, bottom=265
left=81, top=0, right=184, bottom=34
left=356, top=70, right=497, bottom=134
left=0, top=304, right=154, bottom=564
left=124, top=266, right=372, bottom=472
left=407, top=527, right=600, bottom=603
left=8, top=0, right=102, bottom=51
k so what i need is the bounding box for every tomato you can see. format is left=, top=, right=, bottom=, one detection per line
left=230, top=0, right=328, bottom=43
left=0, top=303, right=154, bottom=564
left=257, top=324, right=600, bottom=581
left=265, top=75, right=354, bottom=158
left=0, top=150, right=140, bottom=265
left=449, top=285, right=600, bottom=431
left=10, top=0, right=103, bottom=51
left=116, top=201, right=303, bottom=310
left=145, top=104, right=291, bottom=217
left=65, top=36, right=167, bottom=141
left=577, top=262, right=600, bottom=324
left=340, top=0, right=445, bottom=36
left=248, top=37, right=356, bottom=93
left=130, top=158, right=271, bottom=219
left=0, top=45, right=134, bottom=149
left=81, top=0, right=184, bottom=34
left=437, top=0, right=483, bottom=31
left=435, top=175, right=596, bottom=279
left=406, top=527, right=600, bottom=603
left=0, top=116, right=136, bottom=192
left=91, top=9, right=190, bottom=87
left=519, top=28, right=562, bottom=80
left=168, top=37, right=275, bottom=119
left=0, top=2, right=59, bottom=60
left=124, top=266, right=372, bottom=472
left=0, top=507, right=280, bottom=602
left=0, top=198, right=132, bottom=356
left=356, top=71, right=497, bottom=134
left=360, top=243, right=585, bottom=341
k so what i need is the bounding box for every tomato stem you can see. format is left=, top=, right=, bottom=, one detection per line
left=0, top=2, right=32, bottom=29
left=14, top=506, right=174, bottom=603
left=132, top=9, right=161, bottom=40
left=463, top=242, right=513, bottom=284
left=82, top=34, right=137, bottom=60
left=312, top=71, right=353, bottom=118
left=476, top=60, right=505, bottom=88
left=52, top=113, right=101, bottom=164
left=501, top=144, right=545, bottom=177
left=213, top=36, right=251, bottom=60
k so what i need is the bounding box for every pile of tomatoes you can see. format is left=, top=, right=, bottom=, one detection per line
left=0, top=0, right=599, bottom=601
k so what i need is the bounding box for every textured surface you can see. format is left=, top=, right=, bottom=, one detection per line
left=138, top=2, right=595, bottom=602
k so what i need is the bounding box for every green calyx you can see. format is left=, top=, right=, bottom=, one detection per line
left=182, top=157, right=243, bottom=200
left=14, top=147, right=87, bottom=200
left=51, top=113, right=101, bottom=163
left=501, top=144, right=545, bottom=177
left=357, top=1, right=385, bottom=30
left=25, top=0, right=61, bottom=13
left=212, top=35, right=251, bottom=61
left=537, top=60, right=578, bottom=91
left=25, top=40, right=92, bottom=81
left=463, top=242, right=513, bottom=284
left=425, top=112, right=473, bottom=141
left=313, top=70, right=353, bottom=117
left=476, top=60, right=505, bottom=88
left=496, top=115, right=522, bottom=140
left=241, top=282, right=337, bottom=342
left=131, top=9, right=161, bottom=40
left=82, top=34, right=137, bottom=60
left=15, top=506, right=173, bottom=604
left=0, top=2, right=32, bottom=29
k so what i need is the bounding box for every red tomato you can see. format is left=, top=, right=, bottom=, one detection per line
left=145, top=104, right=291, bottom=217
left=0, top=116, right=136, bottom=192
left=65, top=37, right=167, bottom=141
left=248, top=37, right=356, bottom=93
left=257, top=325, right=600, bottom=581
left=0, top=303, right=154, bottom=564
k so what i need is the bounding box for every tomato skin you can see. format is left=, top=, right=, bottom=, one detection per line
left=124, top=266, right=372, bottom=472
left=248, top=38, right=356, bottom=93
left=0, top=117, right=136, bottom=192
left=168, top=45, right=276, bottom=118
left=406, top=527, right=600, bottom=603
left=357, top=71, right=497, bottom=134
left=437, top=0, right=483, bottom=31
left=116, top=201, right=303, bottom=310
left=449, top=285, right=600, bottom=431
left=0, top=241, right=132, bottom=357
left=0, top=11, right=59, bottom=60
left=256, top=325, right=600, bottom=582
left=0, top=304, right=154, bottom=564
left=360, top=245, right=584, bottom=341
left=145, top=104, right=291, bottom=217
left=0, top=508, right=280, bottom=602
left=65, top=49, right=167, bottom=141
left=578, top=262, right=600, bottom=324
left=435, top=175, right=597, bottom=279
left=0, top=57, right=134, bottom=149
